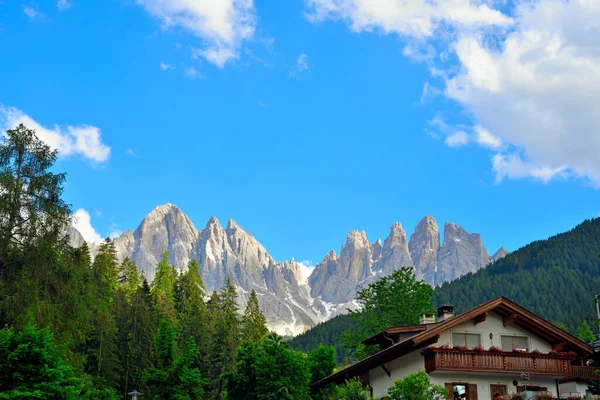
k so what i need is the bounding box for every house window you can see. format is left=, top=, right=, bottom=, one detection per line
left=452, top=332, right=481, bottom=348
left=445, top=383, right=478, bottom=400
left=501, top=335, right=529, bottom=351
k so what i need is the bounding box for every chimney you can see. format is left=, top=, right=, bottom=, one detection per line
left=437, top=305, right=455, bottom=322
left=420, top=313, right=436, bottom=324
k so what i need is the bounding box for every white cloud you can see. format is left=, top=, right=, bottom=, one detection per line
left=185, top=66, right=202, bottom=79
left=445, top=131, right=469, bottom=147
left=23, top=6, right=42, bottom=20
left=57, top=0, right=71, bottom=11
left=297, top=260, right=315, bottom=284
left=305, top=0, right=512, bottom=39
left=135, top=0, right=256, bottom=67
left=159, top=61, right=174, bottom=71
left=290, top=53, right=310, bottom=77
left=445, top=0, right=600, bottom=186
left=0, top=105, right=111, bottom=163
left=72, top=209, right=102, bottom=244
left=492, top=153, right=567, bottom=184
left=475, top=126, right=502, bottom=150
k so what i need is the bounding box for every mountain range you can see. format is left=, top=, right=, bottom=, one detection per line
left=68, top=204, right=506, bottom=335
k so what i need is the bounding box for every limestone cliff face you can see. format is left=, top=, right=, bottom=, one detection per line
left=436, top=222, right=490, bottom=284
left=308, top=231, right=372, bottom=303
left=409, top=216, right=439, bottom=284
left=373, top=222, right=413, bottom=276
left=66, top=205, right=506, bottom=334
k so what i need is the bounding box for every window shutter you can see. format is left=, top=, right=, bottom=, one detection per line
left=445, top=383, right=454, bottom=400
left=468, top=384, right=478, bottom=400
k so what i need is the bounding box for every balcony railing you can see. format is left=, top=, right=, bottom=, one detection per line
left=423, top=348, right=576, bottom=377
left=570, top=365, right=598, bottom=380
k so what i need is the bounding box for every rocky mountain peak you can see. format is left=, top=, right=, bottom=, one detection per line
left=226, top=218, right=241, bottom=231
left=436, top=222, right=489, bottom=285
left=409, top=216, right=440, bottom=284
left=373, top=222, right=412, bottom=275
left=371, top=238, right=383, bottom=262
left=490, top=246, right=509, bottom=263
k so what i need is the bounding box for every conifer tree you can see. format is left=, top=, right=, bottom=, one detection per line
left=128, top=278, right=155, bottom=394
left=151, top=252, right=177, bottom=322
left=0, top=124, right=71, bottom=271
left=175, top=260, right=207, bottom=350
left=118, top=257, right=140, bottom=300
left=86, top=238, right=121, bottom=390
left=144, top=319, right=206, bottom=399
left=208, top=279, right=241, bottom=399
left=241, top=289, right=268, bottom=343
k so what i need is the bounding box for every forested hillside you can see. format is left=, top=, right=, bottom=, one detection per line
left=289, top=315, right=353, bottom=363
left=435, top=218, right=600, bottom=332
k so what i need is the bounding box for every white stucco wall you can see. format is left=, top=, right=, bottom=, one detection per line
left=369, top=350, right=424, bottom=398
left=367, top=312, right=560, bottom=399
left=437, top=312, right=552, bottom=353
left=559, top=381, right=589, bottom=398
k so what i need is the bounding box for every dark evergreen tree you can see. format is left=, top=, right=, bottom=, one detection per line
left=241, top=289, right=268, bottom=343
left=208, top=279, right=240, bottom=399
left=86, top=238, right=121, bottom=390
left=175, top=259, right=207, bottom=349
left=151, top=251, right=177, bottom=323
left=143, top=319, right=206, bottom=400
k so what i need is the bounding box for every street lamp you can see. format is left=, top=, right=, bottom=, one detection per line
left=128, top=390, right=143, bottom=400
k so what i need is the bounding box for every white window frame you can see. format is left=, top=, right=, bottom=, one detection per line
left=500, top=334, right=530, bottom=351
left=451, top=331, right=482, bottom=349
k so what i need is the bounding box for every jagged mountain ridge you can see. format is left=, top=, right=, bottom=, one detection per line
left=69, top=205, right=506, bottom=336
left=308, top=216, right=506, bottom=304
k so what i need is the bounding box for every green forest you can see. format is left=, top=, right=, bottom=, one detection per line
left=0, top=125, right=343, bottom=400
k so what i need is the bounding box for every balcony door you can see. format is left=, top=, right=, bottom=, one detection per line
left=445, top=383, right=478, bottom=400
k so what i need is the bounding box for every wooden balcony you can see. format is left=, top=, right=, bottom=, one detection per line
left=423, top=348, right=577, bottom=377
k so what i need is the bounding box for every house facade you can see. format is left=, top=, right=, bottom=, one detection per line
left=314, top=297, right=595, bottom=399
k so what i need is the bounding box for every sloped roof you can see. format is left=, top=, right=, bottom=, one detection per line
left=313, top=296, right=594, bottom=388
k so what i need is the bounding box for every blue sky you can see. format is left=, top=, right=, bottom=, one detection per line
left=1, top=0, right=599, bottom=272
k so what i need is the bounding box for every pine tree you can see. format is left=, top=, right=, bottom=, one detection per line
left=241, top=289, right=268, bottom=343
left=128, top=279, right=155, bottom=394
left=118, top=257, right=140, bottom=300
left=175, top=259, right=207, bottom=352
left=86, top=238, right=121, bottom=390
left=143, top=320, right=206, bottom=399
left=151, top=252, right=177, bottom=322
left=208, top=279, right=241, bottom=399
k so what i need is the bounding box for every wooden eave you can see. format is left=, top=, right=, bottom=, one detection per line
left=362, top=324, right=430, bottom=346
